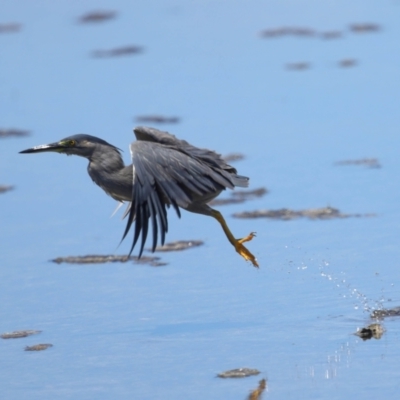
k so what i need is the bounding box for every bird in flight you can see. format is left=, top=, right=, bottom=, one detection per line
left=20, top=127, right=258, bottom=267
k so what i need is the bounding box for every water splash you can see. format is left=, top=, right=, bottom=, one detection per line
left=318, top=260, right=385, bottom=313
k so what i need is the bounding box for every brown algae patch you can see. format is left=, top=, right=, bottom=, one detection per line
left=371, top=306, right=400, bottom=319
left=209, top=187, right=268, bottom=206
left=0, top=23, right=22, bottom=33
left=1, top=330, right=41, bottom=339
left=320, top=31, right=343, bottom=40
left=51, top=255, right=166, bottom=266
left=0, top=128, right=30, bottom=138
left=338, top=59, right=358, bottom=68
left=223, top=153, right=245, bottom=163
left=154, top=240, right=204, bottom=252
left=349, top=23, right=381, bottom=33
left=135, top=115, right=180, bottom=124
left=52, top=255, right=136, bottom=264
left=25, top=344, right=53, bottom=351
left=217, top=368, right=260, bottom=378
left=0, top=185, right=14, bottom=194
left=133, top=257, right=168, bottom=267
left=286, top=62, right=310, bottom=71
left=233, top=206, right=375, bottom=220
left=355, top=324, right=385, bottom=341
left=334, top=158, right=381, bottom=168
left=78, top=10, right=117, bottom=24
left=91, top=45, right=144, bottom=58
left=259, top=23, right=381, bottom=38
left=259, top=26, right=316, bottom=38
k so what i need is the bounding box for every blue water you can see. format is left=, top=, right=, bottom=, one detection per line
left=2, top=1, right=400, bottom=399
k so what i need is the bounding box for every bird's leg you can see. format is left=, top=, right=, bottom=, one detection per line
left=211, top=209, right=259, bottom=268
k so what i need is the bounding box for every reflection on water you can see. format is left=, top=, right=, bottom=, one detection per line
left=295, top=337, right=369, bottom=381
left=247, top=378, right=267, bottom=400
left=324, top=342, right=352, bottom=379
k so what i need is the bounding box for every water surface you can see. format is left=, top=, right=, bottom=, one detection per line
left=1, top=1, right=400, bottom=399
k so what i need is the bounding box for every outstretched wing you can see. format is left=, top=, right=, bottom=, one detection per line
left=122, top=139, right=238, bottom=258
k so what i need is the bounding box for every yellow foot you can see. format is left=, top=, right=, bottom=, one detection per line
left=235, top=232, right=259, bottom=268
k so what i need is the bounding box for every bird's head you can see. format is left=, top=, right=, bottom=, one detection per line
left=19, top=134, right=118, bottom=159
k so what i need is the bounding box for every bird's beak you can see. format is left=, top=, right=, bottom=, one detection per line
left=19, top=142, right=66, bottom=154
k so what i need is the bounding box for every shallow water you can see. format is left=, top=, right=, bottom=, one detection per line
left=1, top=1, right=400, bottom=399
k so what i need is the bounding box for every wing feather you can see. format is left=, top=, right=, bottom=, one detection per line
left=124, top=131, right=248, bottom=257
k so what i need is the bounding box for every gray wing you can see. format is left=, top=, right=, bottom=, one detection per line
left=122, top=139, right=243, bottom=257
left=133, top=126, right=249, bottom=187
left=134, top=126, right=189, bottom=147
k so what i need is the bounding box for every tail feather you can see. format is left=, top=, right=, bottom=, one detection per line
left=232, top=174, right=249, bottom=188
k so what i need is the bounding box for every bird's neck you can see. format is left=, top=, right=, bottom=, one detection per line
left=87, top=147, right=133, bottom=202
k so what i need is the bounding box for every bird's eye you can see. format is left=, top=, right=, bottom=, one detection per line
left=69, top=140, right=76, bottom=146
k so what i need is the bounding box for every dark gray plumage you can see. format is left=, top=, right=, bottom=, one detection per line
left=20, top=127, right=258, bottom=267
